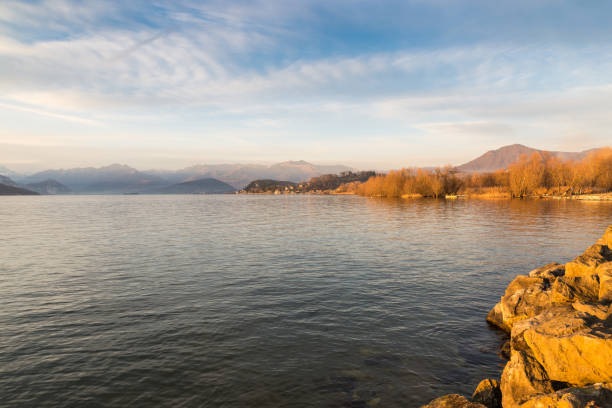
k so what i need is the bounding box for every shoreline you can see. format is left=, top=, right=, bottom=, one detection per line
left=422, top=225, right=612, bottom=407
left=235, top=191, right=357, bottom=195
left=236, top=191, right=612, bottom=200
left=450, top=193, right=612, bottom=201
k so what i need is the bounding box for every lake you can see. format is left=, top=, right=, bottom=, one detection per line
left=1, top=195, right=611, bottom=407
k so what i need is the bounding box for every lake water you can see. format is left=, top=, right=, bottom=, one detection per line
left=1, top=195, right=611, bottom=407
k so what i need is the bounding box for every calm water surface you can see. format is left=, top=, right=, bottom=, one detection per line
left=1, top=195, right=611, bottom=407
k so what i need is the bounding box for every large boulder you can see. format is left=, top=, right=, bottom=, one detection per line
left=550, top=275, right=600, bottom=304
left=519, top=382, right=612, bottom=408
left=501, top=303, right=612, bottom=406
left=502, top=302, right=612, bottom=390
left=487, top=276, right=554, bottom=332
left=421, top=394, right=486, bottom=408
left=517, top=309, right=612, bottom=386
left=471, top=379, right=502, bottom=408
left=500, top=350, right=554, bottom=408
left=557, top=236, right=612, bottom=305
left=565, top=243, right=612, bottom=279
left=509, top=305, right=574, bottom=352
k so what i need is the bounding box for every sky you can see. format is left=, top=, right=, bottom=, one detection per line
left=1, top=0, right=612, bottom=172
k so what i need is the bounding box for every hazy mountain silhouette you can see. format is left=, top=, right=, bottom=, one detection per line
left=25, top=179, right=71, bottom=195
left=0, top=174, right=71, bottom=195
left=456, top=144, right=598, bottom=173
left=0, top=183, right=39, bottom=195
left=24, top=164, right=167, bottom=193
left=0, top=175, right=18, bottom=187
left=0, top=165, right=21, bottom=180
left=20, top=161, right=351, bottom=193
left=147, top=161, right=352, bottom=188
left=148, top=178, right=236, bottom=194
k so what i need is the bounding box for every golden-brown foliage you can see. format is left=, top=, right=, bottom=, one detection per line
left=357, top=167, right=464, bottom=198
left=508, top=153, right=545, bottom=197
left=356, top=148, right=612, bottom=198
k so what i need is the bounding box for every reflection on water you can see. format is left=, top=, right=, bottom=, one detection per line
left=0, top=195, right=611, bottom=407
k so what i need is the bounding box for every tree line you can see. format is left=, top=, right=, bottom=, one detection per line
left=355, top=147, right=612, bottom=198
left=243, top=171, right=376, bottom=193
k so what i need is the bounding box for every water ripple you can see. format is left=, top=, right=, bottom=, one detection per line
left=1, top=195, right=611, bottom=407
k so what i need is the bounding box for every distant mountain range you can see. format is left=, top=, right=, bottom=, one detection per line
left=146, top=160, right=352, bottom=189
left=21, top=164, right=167, bottom=193
left=456, top=144, right=599, bottom=173
left=0, top=175, right=57, bottom=195
left=0, top=172, right=234, bottom=195
left=0, top=160, right=352, bottom=194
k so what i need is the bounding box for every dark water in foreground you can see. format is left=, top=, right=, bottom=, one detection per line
left=1, top=195, right=611, bottom=407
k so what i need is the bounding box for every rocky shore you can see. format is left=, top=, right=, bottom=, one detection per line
left=422, top=225, right=612, bottom=408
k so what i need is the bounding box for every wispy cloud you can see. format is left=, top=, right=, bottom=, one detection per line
left=108, top=28, right=174, bottom=61
left=2, top=37, right=610, bottom=112
left=0, top=101, right=101, bottom=125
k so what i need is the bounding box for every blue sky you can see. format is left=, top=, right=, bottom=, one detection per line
left=1, top=0, right=611, bottom=172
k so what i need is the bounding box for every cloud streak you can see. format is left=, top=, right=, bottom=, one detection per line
left=0, top=101, right=101, bottom=125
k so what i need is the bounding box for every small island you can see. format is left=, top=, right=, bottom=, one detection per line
left=422, top=225, right=612, bottom=407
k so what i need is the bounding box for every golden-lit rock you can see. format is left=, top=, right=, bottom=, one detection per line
left=565, top=243, right=612, bottom=278
left=518, top=383, right=612, bottom=408
left=521, top=310, right=612, bottom=386
left=471, top=379, right=501, bottom=408
left=550, top=275, right=600, bottom=304
left=421, top=394, right=486, bottom=408
left=528, top=263, right=565, bottom=280
left=486, top=302, right=509, bottom=332
left=486, top=276, right=553, bottom=332
left=500, top=350, right=554, bottom=408
left=599, top=225, right=612, bottom=248
left=571, top=301, right=609, bottom=320
left=509, top=305, right=574, bottom=352
left=596, top=262, right=612, bottom=303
